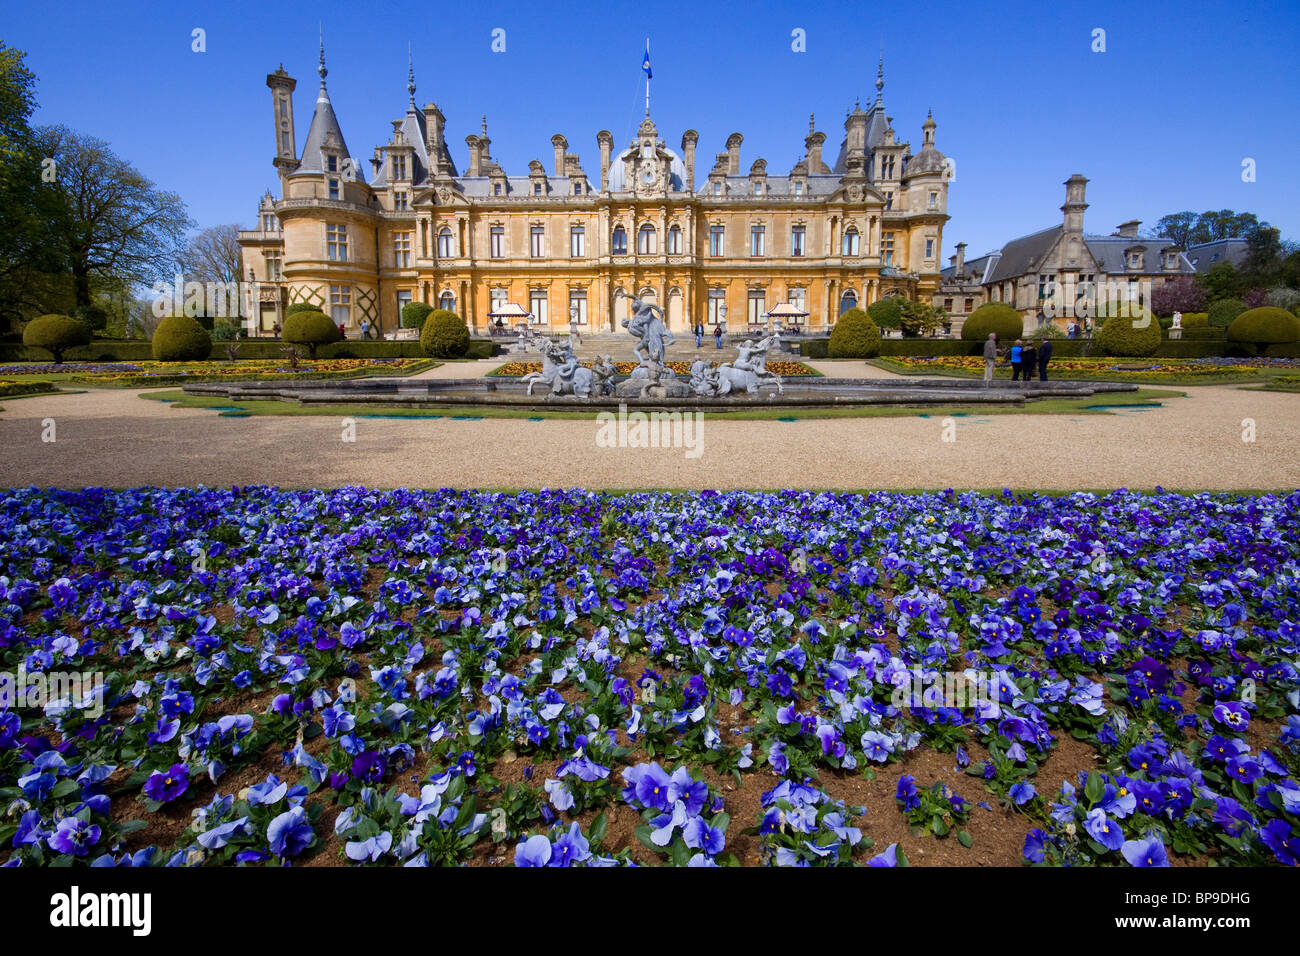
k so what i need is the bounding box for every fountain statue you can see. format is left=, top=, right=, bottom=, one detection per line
left=523, top=338, right=600, bottom=397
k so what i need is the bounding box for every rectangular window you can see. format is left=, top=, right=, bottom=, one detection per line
left=279, top=98, right=287, bottom=119
left=490, top=226, right=505, bottom=258
left=793, top=182, right=803, bottom=197
left=928, top=191, right=938, bottom=210
left=327, top=155, right=338, bottom=173
left=713, top=182, right=722, bottom=196
left=709, top=225, right=724, bottom=257
left=791, top=225, right=806, bottom=257
left=394, top=191, right=409, bottom=211
left=569, top=290, right=588, bottom=325
left=436, top=229, right=453, bottom=259
left=964, top=298, right=974, bottom=312
left=573, top=181, right=583, bottom=195
left=534, top=182, right=543, bottom=194
left=329, top=285, right=350, bottom=325
left=747, top=290, right=766, bottom=326
left=328, top=178, right=340, bottom=200
left=943, top=298, right=954, bottom=312
left=788, top=288, right=806, bottom=322
left=397, top=289, right=412, bottom=314
left=281, top=131, right=291, bottom=153
left=327, top=223, right=348, bottom=261
left=530, top=226, right=544, bottom=258
left=490, top=288, right=507, bottom=317
left=529, top=290, right=548, bottom=325
left=750, top=225, right=765, bottom=257
left=262, top=214, right=277, bottom=231
left=882, top=232, right=894, bottom=266
left=708, top=290, right=726, bottom=325
left=394, top=232, right=411, bottom=268
left=925, top=238, right=934, bottom=259
left=394, top=156, right=407, bottom=180
left=885, top=192, right=894, bottom=211
left=493, top=182, right=502, bottom=196
left=666, top=227, right=682, bottom=255
left=753, top=182, right=763, bottom=196
left=570, top=225, right=585, bottom=258
left=263, top=252, right=281, bottom=280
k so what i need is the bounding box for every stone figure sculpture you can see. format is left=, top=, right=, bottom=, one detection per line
left=523, top=338, right=598, bottom=397
left=619, top=291, right=674, bottom=366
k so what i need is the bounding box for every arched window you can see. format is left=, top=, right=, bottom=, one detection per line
left=439, top=291, right=456, bottom=313
left=437, top=228, right=454, bottom=259
left=637, top=224, right=657, bottom=254
left=612, top=225, right=627, bottom=255
left=840, top=290, right=858, bottom=315
left=666, top=225, right=682, bottom=255
left=841, top=227, right=860, bottom=257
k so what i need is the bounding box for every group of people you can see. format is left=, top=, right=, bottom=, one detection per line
left=693, top=322, right=726, bottom=348
left=982, top=332, right=1053, bottom=384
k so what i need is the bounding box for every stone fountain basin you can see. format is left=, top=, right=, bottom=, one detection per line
left=181, top=376, right=1139, bottom=411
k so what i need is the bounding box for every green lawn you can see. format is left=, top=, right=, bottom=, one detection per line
left=140, top=387, right=1182, bottom=421
left=866, top=357, right=1288, bottom=387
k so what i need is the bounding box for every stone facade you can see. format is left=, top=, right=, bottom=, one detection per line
left=238, top=51, right=950, bottom=336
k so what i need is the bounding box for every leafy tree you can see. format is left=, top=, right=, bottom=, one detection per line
left=1195, top=261, right=1241, bottom=302
left=0, top=43, right=66, bottom=328
left=899, top=299, right=944, bottom=337
left=1150, top=276, right=1207, bottom=316
left=1155, top=212, right=1198, bottom=251
left=180, top=223, right=244, bottom=287
left=39, top=125, right=192, bottom=311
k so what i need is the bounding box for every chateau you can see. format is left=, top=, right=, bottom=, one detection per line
left=237, top=47, right=950, bottom=336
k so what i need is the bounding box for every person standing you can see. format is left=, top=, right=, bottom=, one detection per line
left=1037, top=337, right=1053, bottom=381
left=694, top=321, right=704, bottom=348
left=1010, top=339, right=1024, bottom=381
left=983, top=332, right=998, bottom=385
left=360, top=318, right=371, bottom=340
left=1021, top=341, right=1037, bottom=387
left=713, top=323, right=723, bottom=349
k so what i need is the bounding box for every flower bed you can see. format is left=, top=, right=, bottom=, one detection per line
left=0, top=363, right=144, bottom=377
left=884, top=356, right=1275, bottom=380
left=58, top=358, right=436, bottom=386
left=1, top=488, right=1297, bottom=867
left=489, top=359, right=817, bottom=378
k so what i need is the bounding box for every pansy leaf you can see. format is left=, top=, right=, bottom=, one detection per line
left=957, top=830, right=972, bottom=848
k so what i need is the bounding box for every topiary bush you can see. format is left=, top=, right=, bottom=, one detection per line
left=1180, top=312, right=1209, bottom=329
left=282, top=309, right=342, bottom=359
left=1094, top=300, right=1162, bottom=357
left=285, top=302, right=322, bottom=319
left=22, top=314, right=92, bottom=364
left=828, top=308, right=882, bottom=358
left=1207, top=298, right=1246, bottom=328
left=866, top=298, right=902, bottom=332
left=402, top=302, right=434, bottom=330
left=1226, top=307, right=1300, bottom=345
left=420, top=309, right=471, bottom=358
left=960, top=303, right=1024, bottom=342
left=152, top=314, right=213, bottom=361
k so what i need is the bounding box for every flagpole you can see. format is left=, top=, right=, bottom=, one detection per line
left=645, top=37, right=650, bottom=117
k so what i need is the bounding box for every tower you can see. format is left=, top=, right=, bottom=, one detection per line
left=266, top=65, right=298, bottom=185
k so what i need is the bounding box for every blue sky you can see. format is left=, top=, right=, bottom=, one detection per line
left=8, top=0, right=1299, bottom=260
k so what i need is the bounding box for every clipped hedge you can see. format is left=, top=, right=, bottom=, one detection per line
left=1094, top=302, right=1162, bottom=357
left=283, top=309, right=342, bottom=359
left=22, top=314, right=92, bottom=364
left=152, top=315, right=213, bottom=361
left=285, top=303, right=323, bottom=319
left=402, top=302, right=434, bottom=330
left=801, top=338, right=829, bottom=359
left=828, top=308, right=882, bottom=358
left=960, top=303, right=1024, bottom=342
left=1227, top=307, right=1300, bottom=345
left=1207, top=298, right=1247, bottom=328
left=1179, top=312, right=1209, bottom=329
left=420, top=309, right=471, bottom=358
left=0, top=338, right=497, bottom=363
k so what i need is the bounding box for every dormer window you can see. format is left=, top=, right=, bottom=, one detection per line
left=326, top=154, right=339, bottom=173
left=713, top=182, right=722, bottom=197
left=1128, top=252, right=1143, bottom=269
left=394, top=191, right=408, bottom=211
left=328, top=178, right=340, bottom=200
left=493, top=182, right=503, bottom=196
left=753, top=182, right=763, bottom=196
left=393, top=156, right=408, bottom=180
left=793, top=182, right=804, bottom=197
left=534, top=182, right=543, bottom=195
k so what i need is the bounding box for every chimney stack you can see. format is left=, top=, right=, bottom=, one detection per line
left=726, top=133, right=743, bottom=176
left=1116, top=220, right=1141, bottom=238
left=465, top=134, right=482, bottom=176
left=551, top=134, right=568, bottom=178
left=954, top=241, right=966, bottom=277
left=1062, top=173, right=1089, bottom=237
left=596, top=130, right=613, bottom=191
left=681, top=129, right=698, bottom=192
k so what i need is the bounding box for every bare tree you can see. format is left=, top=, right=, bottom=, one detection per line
left=38, top=125, right=192, bottom=310
left=181, top=224, right=244, bottom=286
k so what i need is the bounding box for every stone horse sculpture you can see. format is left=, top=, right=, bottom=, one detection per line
left=689, top=333, right=784, bottom=395
left=522, top=338, right=598, bottom=397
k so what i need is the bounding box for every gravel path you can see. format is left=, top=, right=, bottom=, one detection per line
left=2, top=383, right=1296, bottom=491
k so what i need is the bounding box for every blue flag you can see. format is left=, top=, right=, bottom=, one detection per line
left=642, top=49, right=652, bottom=79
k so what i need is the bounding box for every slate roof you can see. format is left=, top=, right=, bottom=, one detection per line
left=293, top=85, right=365, bottom=183
left=1184, top=238, right=1251, bottom=271
left=1084, top=235, right=1195, bottom=275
